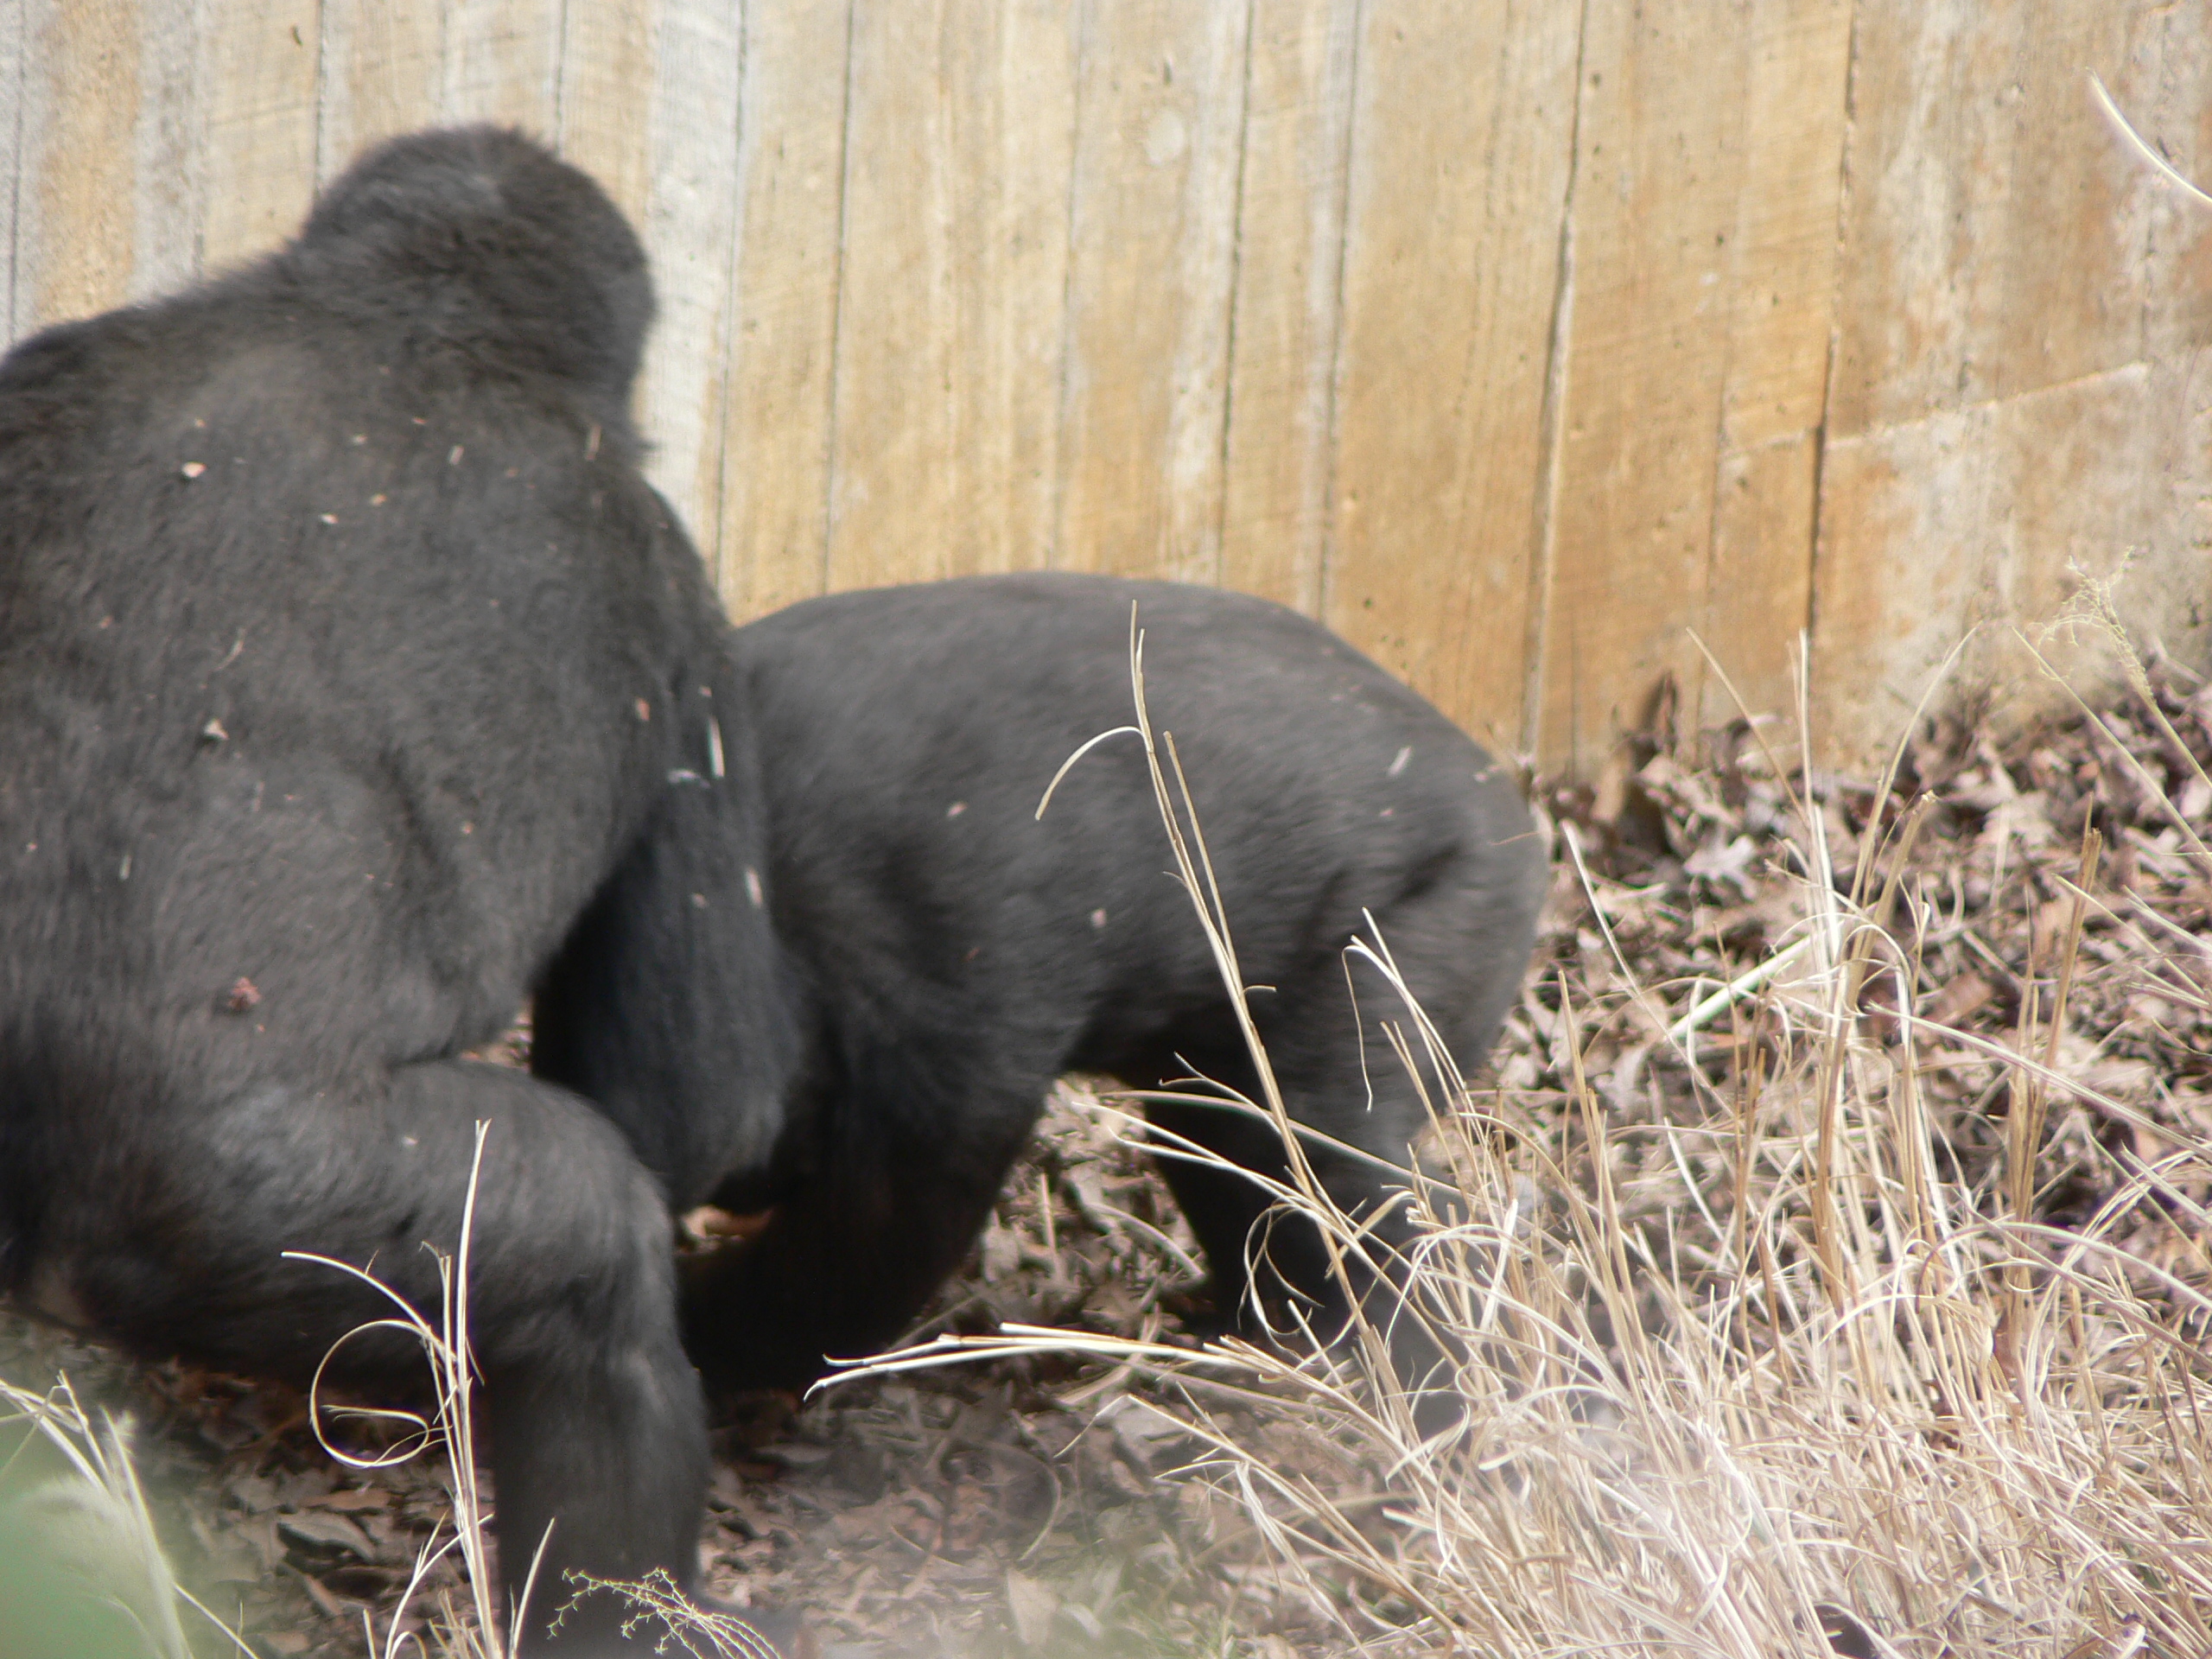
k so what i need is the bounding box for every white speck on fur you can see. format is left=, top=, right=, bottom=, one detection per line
left=1388, top=746, right=1411, bottom=777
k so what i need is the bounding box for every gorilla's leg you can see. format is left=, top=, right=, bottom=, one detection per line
left=677, top=1065, right=1043, bottom=1393
left=1134, top=1038, right=1330, bottom=1325
left=1144, top=1046, right=1463, bottom=1421
left=39, top=1059, right=705, bottom=1653
left=1141, top=899, right=1513, bottom=1414
left=1142, top=1054, right=1420, bottom=1338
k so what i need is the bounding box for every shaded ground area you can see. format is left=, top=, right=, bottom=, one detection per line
left=6, top=656, right=2212, bottom=1656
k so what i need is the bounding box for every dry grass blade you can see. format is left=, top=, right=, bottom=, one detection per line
left=2088, top=72, right=2212, bottom=209
left=286, top=1121, right=542, bottom=1659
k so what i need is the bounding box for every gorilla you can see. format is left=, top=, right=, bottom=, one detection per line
left=543, top=575, right=1546, bottom=1405
left=0, top=127, right=759, bottom=1649
left=0, top=124, right=1542, bottom=1653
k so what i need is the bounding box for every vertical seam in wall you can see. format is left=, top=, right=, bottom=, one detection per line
left=931, top=0, right=955, bottom=575
left=2120, top=27, right=2149, bottom=365
left=706, top=0, right=749, bottom=593
left=191, top=0, right=210, bottom=275
left=542, top=0, right=562, bottom=144
left=1696, top=37, right=1745, bottom=752
left=1802, top=0, right=1863, bottom=743
left=434, top=0, right=452, bottom=119
left=5, top=0, right=23, bottom=335
left=1046, top=1, right=1093, bottom=572
left=433, top=0, right=450, bottom=124
left=818, top=0, right=861, bottom=592
left=310, top=0, right=329, bottom=186
left=1315, top=0, right=1365, bottom=628
left=1522, top=0, right=1592, bottom=764
left=1210, top=0, right=1260, bottom=592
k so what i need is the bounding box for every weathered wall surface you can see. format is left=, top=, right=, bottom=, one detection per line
left=5, top=0, right=2207, bottom=772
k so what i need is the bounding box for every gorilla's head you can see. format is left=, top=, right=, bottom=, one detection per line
left=295, top=127, right=654, bottom=418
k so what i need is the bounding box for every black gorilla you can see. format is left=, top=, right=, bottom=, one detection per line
left=538, top=574, right=1546, bottom=1402
left=0, top=128, right=778, bottom=1649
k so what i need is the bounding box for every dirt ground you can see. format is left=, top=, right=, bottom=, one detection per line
left=7, top=655, right=2212, bottom=1657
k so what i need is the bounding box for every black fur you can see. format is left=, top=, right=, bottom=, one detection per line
left=534, top=573, right=1546, bottom=1404
left=0, top=127, right=764, bottom=1650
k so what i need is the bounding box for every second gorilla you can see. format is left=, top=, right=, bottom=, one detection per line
left=537, top=571, right=1547, bottom=1400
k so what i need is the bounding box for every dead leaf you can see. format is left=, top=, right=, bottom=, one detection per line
left=276, top=1509, right=376, bottom=1561
left=226, top=1472, right=283, bottom=1514
left=312, top=1487, right=390, bottom=1514
left=1926, top=970, right=1995, bottom=1028
left=1096, top=1395, right=1186, bottom=1470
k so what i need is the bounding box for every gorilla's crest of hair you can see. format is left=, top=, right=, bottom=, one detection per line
left=290, top=126, right=654, bottom=420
